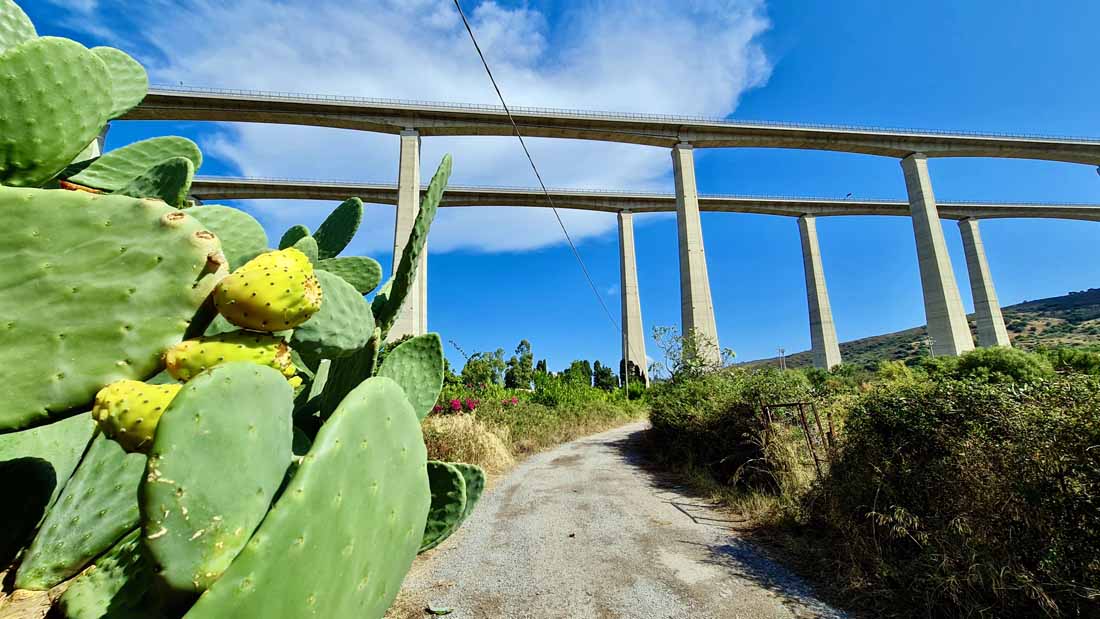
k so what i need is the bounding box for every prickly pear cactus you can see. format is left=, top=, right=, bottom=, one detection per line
left=0, top=413, right=95, bottom=564
left=420, top=460, right=468, bottom=552
left=183, top=377, right=429, bottom=619
left=313, top=197, right=363, bottom=260
left=57, top=528, right=152, bottom=619
left=90, top=46, right=148, bottom=120
left=290, top=234, right=319, bottom=264
left=451, top=462, right=486, bottom=522
left=278, top=224, right=310, bottom=250
left=0, top=37, right=112, bottom=186
left=186, top=205, right=268, bottom=270
left=318, top=256, right=383, bottom=295
left=15, top=434, right=145, bottom=590
left=64, top=136, right=202, bottom=192
left=0, top=187, right=225, bottom=430
left=373, top=155, right=451, bottom=336
left=378, top=333, right=444, bottom=420
left=289, top=269, right=373, bottom=364
left=214, top=247, right=321, bottom=332
left=92, top=381, right=182, bottom=453
left=113, top=156, right=194, bottom=207
left=0, top=0, right=35, bottom=53
left=165, top=331, right=297, bottom=382
left=142, top=363, right=293, bottom=595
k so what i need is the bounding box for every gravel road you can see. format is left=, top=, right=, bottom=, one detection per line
left=396, top=421, right=846, bottom=619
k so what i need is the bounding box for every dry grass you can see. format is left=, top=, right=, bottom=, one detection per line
left=420, top=414, right=515, bottom=474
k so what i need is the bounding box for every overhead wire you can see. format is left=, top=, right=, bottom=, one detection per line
left=451, top=0, right=647, bottom=382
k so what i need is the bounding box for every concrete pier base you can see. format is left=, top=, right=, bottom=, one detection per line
left=958, top=218, right=1010, bottom=347
left=672, top=143, right=720, bottom=364
left=797, top=215, right=842, bottom=369
left=389, top=129, right=428, bottom=340
left=901, top=153, right=974, bottom=356
left=618, top=211, right=649, bottom=386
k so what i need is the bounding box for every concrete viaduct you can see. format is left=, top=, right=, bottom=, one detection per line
left=125, top=86, right=1100, bottom=374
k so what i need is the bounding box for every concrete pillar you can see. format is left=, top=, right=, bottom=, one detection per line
left=958, top=218, right=1010, bottom=347
left=797, top=215, right=842, bottom=369
left=900, top=153, right=974, bottom=356
left=389, top=129, right=427, bottom=340
left=671, top=143, right=720, bottom=364
left=618, top=211, right=649, bottom=386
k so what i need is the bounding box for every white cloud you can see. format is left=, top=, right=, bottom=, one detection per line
left=48, top=0, right=98, bottom=13
left=89, top=0, right=771, bottom=254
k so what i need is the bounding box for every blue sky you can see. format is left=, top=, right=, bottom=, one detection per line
left=27, top=0, right=1100, bottom=372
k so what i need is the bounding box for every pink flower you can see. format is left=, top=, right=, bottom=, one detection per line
left=450, top=399, right=462, bottom=412
left=464, top=398, right=479, bottom=411
left=510, top=396, right=519, bottom=405
left=432, top=405, right=444, bottom=414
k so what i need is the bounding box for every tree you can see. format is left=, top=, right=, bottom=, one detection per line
left=564, top=360, right=593, bottom=386
left=535, top=359, right=548, bottom=375
left=504, top=339, right=535, bottom=389
left=593, top=361, right=618, bottom=391
left=619, top=358, right=644, bottom=385
left=461, top=348, right=506, bottom=387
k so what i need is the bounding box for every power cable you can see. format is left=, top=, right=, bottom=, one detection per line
left=451, top=0, right=647, bottom=385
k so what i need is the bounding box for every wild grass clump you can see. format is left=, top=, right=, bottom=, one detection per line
left=420, top=414, right=515, bottom=474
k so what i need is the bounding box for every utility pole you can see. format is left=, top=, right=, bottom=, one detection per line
left=777, top=347, right=787, bottom=371
left=921, top=336, right=936, bottom=358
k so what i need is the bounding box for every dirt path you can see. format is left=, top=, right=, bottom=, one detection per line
left=395, top=421, right=846, bottom=619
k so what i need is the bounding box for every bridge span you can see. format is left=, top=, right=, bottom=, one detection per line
left=189, top=175, right=1100, bottom=375
left=119, top=85, right=1100, bottom=368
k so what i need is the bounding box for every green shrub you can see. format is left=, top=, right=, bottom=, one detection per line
left=803, top=377, right=1100, bottom=617
left=1042, top=347, right=1100, bottom=375
left=648, top=368, right=811, bottom=490
left=954, top=346, right=1054, bottom=384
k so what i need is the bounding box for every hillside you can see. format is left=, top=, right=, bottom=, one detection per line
left=749, top=288, right=1100, bottom=369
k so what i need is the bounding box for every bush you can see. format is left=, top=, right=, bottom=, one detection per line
left=954, top=346, right=1054, bottom=384
left=648, top=368, right=812, bottom=491
left=1042, top=346, right=1100, bottom=375
left=803, top=377, right=1100, bottom=617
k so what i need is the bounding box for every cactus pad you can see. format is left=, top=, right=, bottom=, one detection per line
left=378, top=333, right=444, bottom=420
left=92, top=381, right=182, bottom=453
left=451, top=462, right=486, bottom=522
left=186, top=205, right=268, bottom=270
left=57, top=528, right=152, bottom=619
left=0, top=187, right=225, bottom=430
left=165, top=331, right=296, bottom=382
left=318, top=256, right=383, bottom=295
left=142, top=362, right=293, bottom=594
left=0, top=413, right=95, bottom=563
left=214, top=247, right=321, bottom=332
left=15, top=434, right=145, bottom=590
left=313, top=197, right=363, bottom=260
left=291, top=234, right=319, bottom=264
left=278, top=224, right=310, bottom=250
left=91, top=46, right=148, bottom=120
left=0, top=0, right=35, bottom=53
left=420, top=460, right=468, bottom=552
left=289, top=269, right=373, bottom=364
left=374, top=155, right=451, bottom=335
left=112, top=156, right=194, bottom=207
left=183, top=377, right=429, bottom=619
left=0, top=37, right=112, bottom=187
left=65, top=136, right=202, bottom=192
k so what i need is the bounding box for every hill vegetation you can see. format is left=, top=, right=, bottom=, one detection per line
left=750, top=287, right=1100, bottom=368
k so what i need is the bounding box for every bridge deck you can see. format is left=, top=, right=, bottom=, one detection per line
left=128, top=87, right=1100, bottom=165
left=189, top=176, right=1100, bottom=222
